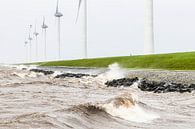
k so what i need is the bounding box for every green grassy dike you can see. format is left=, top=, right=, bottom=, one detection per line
left=37, top=52, right=195, bottom=70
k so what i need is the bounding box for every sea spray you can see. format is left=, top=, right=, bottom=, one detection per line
left=100, top=93, right=159, bottom=123
left=97, top=63, right=127, bottom=84
left=71, top=93, right=159, bottom=123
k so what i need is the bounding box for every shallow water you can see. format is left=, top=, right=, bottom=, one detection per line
left=0, top=65, right=194, bottom=129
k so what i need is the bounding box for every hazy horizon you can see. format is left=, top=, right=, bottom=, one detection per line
left=0, top=0, right=195, bottom=64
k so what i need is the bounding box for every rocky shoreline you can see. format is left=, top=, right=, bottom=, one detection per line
left=30, top=68, right=96, bottom=78
left=29, top=68, right=195, bottom=93
left=105, top=78, right=195, bottom=93
left=55, top=73, right=97, bottom=79
left=106, top=70, right=195, bottom=93
left=30, top=69, right=54, bottom=75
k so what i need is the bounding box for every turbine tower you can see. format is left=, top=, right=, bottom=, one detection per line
left=41, top=17, right=48, bottom=60
left=54, top=0, right=63, bottom=59
left=144, top=0, right=154, bottom=54
left=28, top=25, right=33, bottom=62
left=24, top=41, right=28, bottom=62
left=34, top=23, right=39, bottom=61
left=76, top=0, right=88, bottom=59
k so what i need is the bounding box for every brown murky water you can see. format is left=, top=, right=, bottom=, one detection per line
left=0, top=65, right=195, bottom=129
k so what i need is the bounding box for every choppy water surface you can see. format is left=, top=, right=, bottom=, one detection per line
left=0, top=65, right=194, bottom=129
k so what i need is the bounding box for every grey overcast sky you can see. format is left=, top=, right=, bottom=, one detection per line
left=0, top=0, right=195, bottom=63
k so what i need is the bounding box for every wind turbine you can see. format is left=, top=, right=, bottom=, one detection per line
left=41, top=17, right=48, bottom=60
left=24, top=41, right=28, bottom=62
left=144, top=0, right=154, bottom=54
left=34, top=23, right=39, bottom=61
left=28, top=25, right=33, bottom=62
left=76, top=0, right=88, bottom=59
left=55, top=0, right=63, bottom=59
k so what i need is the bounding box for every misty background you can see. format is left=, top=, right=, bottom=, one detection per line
left=0, top=0, right=195, bottom=63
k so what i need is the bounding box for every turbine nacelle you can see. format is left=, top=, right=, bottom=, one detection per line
left=34, top=32, right=39, bottom=36
left=55, top=12, right=63, bottom=17
left=55, top=0, right=63, bottom=18
left=42, top=17, right=48, bottom=29
left=42, top=24, right=48, bottom=29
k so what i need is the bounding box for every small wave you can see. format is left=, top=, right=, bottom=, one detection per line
left=69, top=93, right=159, bottom=123
left=13, top=71, right=44, bottom=78
left=51, top=71, right=63, bottom=77
left=9, top=65, right=37, bottom=71
left=12, top=72, right=28, bottom=78
left=69, top=104, right=108, bottom=116
left=100, top=93, right=159, bottom=123
left=102, top=101, right=159, bottom=123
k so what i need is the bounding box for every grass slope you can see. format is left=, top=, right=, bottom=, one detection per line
left=39, top=52, right=195, bottom=70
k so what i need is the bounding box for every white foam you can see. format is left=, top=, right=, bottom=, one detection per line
left=97, top=63, right=126, bottom=83
left=12, top=72, right=27, bottom=79
left=29, top=72, right=44, bottom=78
left=8, top=65, right=38, bottom=71
left=102, top=103, right=159, bottom=123
left=51, top=71, right=63, bottom=77
left=101, top=93, right=159, bottom=123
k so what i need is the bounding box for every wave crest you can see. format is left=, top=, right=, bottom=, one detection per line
left=70, top=93, right=159, bottom=123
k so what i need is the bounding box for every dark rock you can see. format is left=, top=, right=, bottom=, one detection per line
left=189, top=84, right=195, bottom=89
left=105, top=77, right=195, bottom=93
left=30, top=69, right=54, bottom=75
left=105, top=77, right=139, bottom=87
left=138, top=78, right=194, bottom=93
left=22, top=68, right=27, bottom=70
left=55, top=73, right=96, bottom=79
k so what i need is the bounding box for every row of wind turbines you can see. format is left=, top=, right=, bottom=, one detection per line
left=24, top=0, right=155, bottom=63
left=24, top=0, right=65, bottom=62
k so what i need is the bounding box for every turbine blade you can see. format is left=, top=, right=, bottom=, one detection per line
left=56, top=0, right=59, bottom=13
left=29, top=25, right=32, bottom=39
left=43, top=17, right=45, bottom=25
left=43, top=16, right=45, bottom=26
left=75, top=0, right=82, bottom=23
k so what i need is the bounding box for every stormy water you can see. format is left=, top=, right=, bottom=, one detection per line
left=0, top=64, right=194, bottom=129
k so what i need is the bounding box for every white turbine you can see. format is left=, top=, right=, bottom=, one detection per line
left=28, top=25, right=33, bottom=62
left=54, top=0, right=63, bottom=59
left=34, top=23, right=39, bottom=61
left=41, top=17, right=48, bottom=60
left=144, top=0, right=154, bottom=54
left=76, top=0, right=88, bottom=59
left=24, top=41, right=28, bottom=62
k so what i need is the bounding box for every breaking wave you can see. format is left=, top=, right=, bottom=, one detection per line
left=98, top=63, right=126, bottom=80
left=69, top=93, right=159, bottom=123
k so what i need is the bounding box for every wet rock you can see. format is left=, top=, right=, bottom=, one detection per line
left=55, top=73, right=97, bottom=79
left=105, top=77, right=195, bottom=93
left=30, top=69, right=54, bottom=75
left=22, top=68, right=27, bottom=70
left=138, top=79, right=195, bottom=93
left=105, top=77, right=139, bottom=87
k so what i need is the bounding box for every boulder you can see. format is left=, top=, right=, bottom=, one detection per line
left=55, top=73, right=96, bottom=79
left=105, top=77, right=195, bottom=93
left=30, top=69, right=54, bottom=75
left=105, top=77, right=139, bottom=87
left=138, top=78, right=195, bottom=93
